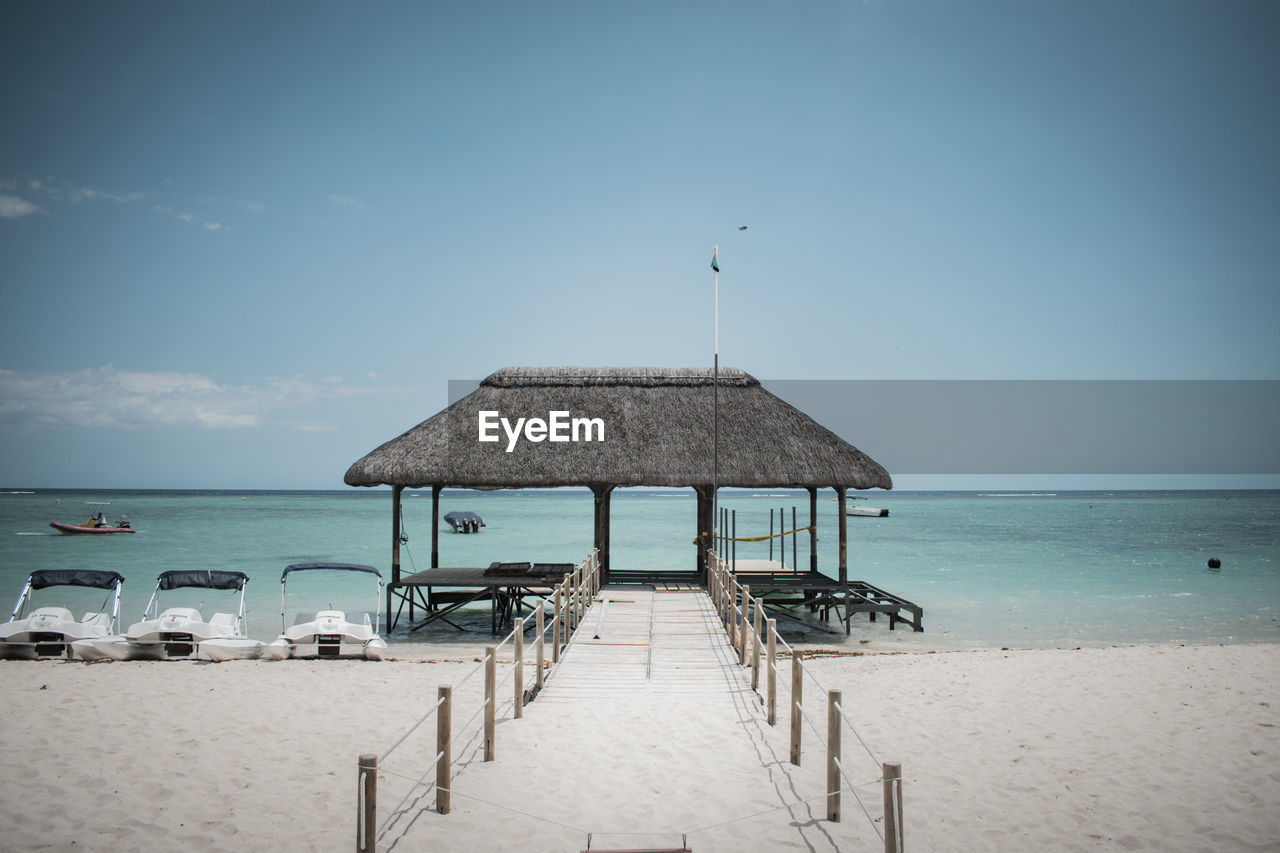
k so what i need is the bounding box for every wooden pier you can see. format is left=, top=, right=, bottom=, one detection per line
left=729, top=570, right=924, bottom=633
left=389, top=563, right=922, bottom=636
left=364, top=565, right=907, bottom=853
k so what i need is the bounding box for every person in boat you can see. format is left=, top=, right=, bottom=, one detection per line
left=94, top=511, right=106, bottom=528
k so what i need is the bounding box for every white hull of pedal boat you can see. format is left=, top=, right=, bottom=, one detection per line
left=199, top=637, right=266, bottom=661
left=79, top=635, right=166, bottom=661
left=270, top=611, right=388, bottom=660
left=0, top=608, right=113, bottom=659
left=269, top=564, right=387, bottom=661
left=1, top=570, right=125, bottom=660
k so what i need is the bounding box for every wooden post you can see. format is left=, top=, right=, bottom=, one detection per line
left=808, top=487, right=818, bottom=573
left=836, top=486, right=848, bottom=586
left=729, top=578, right=738, bottom=645
left=731, top=509, right=737, bottom=570
left=483, top=646, right=496, bottom=761
left=552, top=586, right=562, bottom=663
left=766, top=618, right=777, bottom=726
left=567, top=569, right=576, bottom=634
left=390, top=485, right=402, bottom=631
left=792, top=506, right=798, bottom=572
left=827, top=689, right=842, bottom=822
left=535, top=604, right=545, bottom=692
left=391, top=485, right=403, bottom=585
left=430, top=485, right=441, bottom=569
left=357, top=753, right=377, bottom=853
left=769, top=508, right=774, bottom=562
left=739, top=585, right=750, bottom=666
left=751, top=602, right=762, bottom=690
left=513, top=618, right=524, bottom=719
left=882, top=761, right=903, bottom=853
left=790, top=651, right=803, bottom=765
left=436, top=686, right=452, bottom=814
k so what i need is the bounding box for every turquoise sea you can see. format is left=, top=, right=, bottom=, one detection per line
left=1, top=488, right=1277, bottom=649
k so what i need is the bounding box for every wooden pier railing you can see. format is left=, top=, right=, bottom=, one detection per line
left=356, top=550, right=601, bottom=853
left=356, top=548, right=905, bottom=853
left=706, top=549, right=906, bottom=853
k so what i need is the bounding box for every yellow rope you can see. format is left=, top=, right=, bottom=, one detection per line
left=694, top=525, right=816, bottom=544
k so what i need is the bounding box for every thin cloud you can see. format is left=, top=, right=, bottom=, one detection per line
left=71, top=186, right=143, bottom=204
left=0, top=194, right=39, bottom=218
left=328, top=193, right=369, bottom=214
left=203, top=221, right=225, bottom=231
left=153, top=205, right=194, bottom=223
left=0, top=366, right=389, bottom=432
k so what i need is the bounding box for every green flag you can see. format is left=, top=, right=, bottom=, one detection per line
left=711, top=250, right=719, bottom=273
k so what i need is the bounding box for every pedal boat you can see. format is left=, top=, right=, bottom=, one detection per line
left=0, top=569, right=124, bottom=660
left=264, top=563, right=387, bottom=660
left=79, top=570, right=264, bottom=662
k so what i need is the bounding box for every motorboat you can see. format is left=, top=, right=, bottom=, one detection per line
left=0, top=569, right=124, bottom=659
left=78, top=570, right=264, bottom=662
left=50, top=502, right=134, bottom=534
left=444, top=510, right=485, bottom=533
left=265, top=562, right=387, bottom=660
left=842, top=497, right=888, bottom=517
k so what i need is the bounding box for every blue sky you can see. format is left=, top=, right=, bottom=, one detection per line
left=2, top=0, right=1278, bottom=489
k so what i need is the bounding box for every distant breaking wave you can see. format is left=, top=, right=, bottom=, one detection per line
left=979, top=493, right=1058, bottom=497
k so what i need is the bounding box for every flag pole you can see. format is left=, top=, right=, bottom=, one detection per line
left=712, top=245, right=719, bottom=567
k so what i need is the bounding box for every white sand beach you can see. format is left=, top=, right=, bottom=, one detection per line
left=1, top=639, right=1277, bottom=852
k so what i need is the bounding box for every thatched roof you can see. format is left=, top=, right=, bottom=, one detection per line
left=344, top=367, right=891, bottom=490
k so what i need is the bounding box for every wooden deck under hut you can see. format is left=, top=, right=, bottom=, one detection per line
left=344, top=366, right=921, bottom=633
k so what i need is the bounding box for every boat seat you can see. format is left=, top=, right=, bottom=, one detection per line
left=80, top=613, right=110, bottom=629
left=209, top=613, right=237, bottom=630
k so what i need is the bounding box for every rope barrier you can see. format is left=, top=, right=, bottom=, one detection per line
left=684, top=790, right=831, bottom=835
left=832, top=756, right=886, bottom=842
left=833, top=699, right=883, bottom=768
left=378, top=749, right=448, bottom=834
left=380, top=693, right=447, bottom=763
left=720, top=525, right=816, bottom=543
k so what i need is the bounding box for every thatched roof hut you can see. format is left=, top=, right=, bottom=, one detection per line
left=345, top=367, right=890, bottom=587
left=345, top=366, right=890, bottom=490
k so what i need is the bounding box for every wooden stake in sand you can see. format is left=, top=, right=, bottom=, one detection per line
left=484, top=646, right=496, bottom=761
left=767, top=618, right=777, bottom=726
left=535, top=604, right=545, bottom=693
left=827, top=689, right=842, bottom=822
left=553, top=586, right=562, bottom=663
left=883, top=761, right=903, bottom=853
left=437, top=686, right=452, bottom=815
left=790, top=651, right=803, bottom=765
left=514, top=618, right=524, bottom=719
left=357, top=753, right=377, bottom=853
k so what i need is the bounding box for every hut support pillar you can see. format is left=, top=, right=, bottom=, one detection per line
left=389, top=485, right=403, bottom=631
left=808, top=487, right=818, bottom=573
left=391, top=485, right=403, bottom=586
left=431, top=485, right=441, bottom=569
left=836, top=486, right=848, bottom=585
left=592, top=485, right=615, bottom=582
left=695, top=486, right=713, bottom=582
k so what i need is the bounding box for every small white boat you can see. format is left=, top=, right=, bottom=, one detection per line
left=847, top=504, right=889, bottom=517
left=265, top=563, right=387, bottom=660
left=0, top=569, right=124, bottom=659
left=80, top=570, right=264, bottom=661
